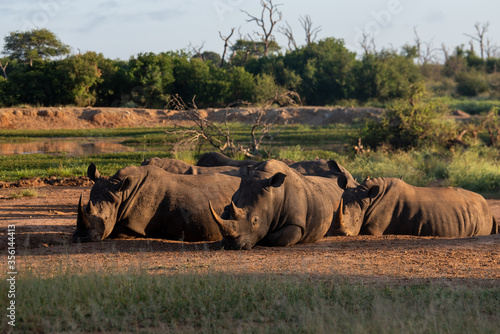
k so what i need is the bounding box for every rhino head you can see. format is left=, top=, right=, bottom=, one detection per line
left=331, top=175, right=380, bottom=236
left=209, top=172, right=286, bottom=250
left=72, top=163, right=132, bottom=242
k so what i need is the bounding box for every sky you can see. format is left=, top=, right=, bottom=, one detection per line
left=1, top=0, right=498, bottom=61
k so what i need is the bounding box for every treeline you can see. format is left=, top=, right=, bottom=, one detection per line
left=1, top=36, right=499, bottom=109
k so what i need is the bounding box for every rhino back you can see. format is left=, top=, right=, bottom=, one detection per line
left=116, top=166, right=240, bottom=241
left=142, top=157, right=240, bottom=176
left=363, top=178, right=494, bottom=237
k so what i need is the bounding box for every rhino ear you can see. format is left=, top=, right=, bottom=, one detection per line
left=264, top=172, right=286, bottom=188
left=366, top=185, right=380, bottom=199
left=327, top=160, right=343, bottom=174
left=337, top=175, right=348, bottom=190
left=117, top=177, right=132, bottom=192
left=87, top=162, right=101, bottom=182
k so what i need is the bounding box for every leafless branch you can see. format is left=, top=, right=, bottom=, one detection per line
left=464, top=21, right=490, bottom=60
left=219, top=28, right=235, bottom=67
left=359, top=32, right=376, bottom=56
left=167, top=91, right=300, bottom=158
left=0, top=60, right=8, bottom=79
left=441, top=43, right=450, bottom=63
left=299, top=15, right=321, bottom=45
left=278, top=21, right=297, bottom=51
left=241, top=0, right=282, bottom=56
left=187, top=41, right=206, bottom=59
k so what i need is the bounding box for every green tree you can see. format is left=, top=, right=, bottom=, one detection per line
left=226, top=66, right=255, bottom=102
left=354, top=50, right=422, bottom=101
left=59, top=52, right=105, bottom=106
left=230, top=39, right=280, bottom=66
left=283, top=37, right=356, bottom=105
left=5, top=61, right=63, bottom=106
left=2, top=28, right=70, bottom=66
left=127, top=52, right=176, bottom=108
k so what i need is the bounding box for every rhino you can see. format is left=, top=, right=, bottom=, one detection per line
left=330, top=176, right=499, bottom=237
left=209, top=159, right=346, bottom=250
left=196, top=152, right=257, bottom=167
left=141, top=157, right=240, bottom=176
left=73, top=163, right=240, bottom=243
left=289, top=159, right=358, bottom=183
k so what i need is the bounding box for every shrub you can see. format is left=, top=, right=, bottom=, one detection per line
left=359, top=84, right=457, bottom=150
left=455, top=71, right=490, bottom=97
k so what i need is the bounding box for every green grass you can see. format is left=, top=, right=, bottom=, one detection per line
left=1, top=124, right=499, bottom=193
left=0, top=151, right=173, bottom=181
left=2, top=270, right=498, bottom=333
left=435, top=96, right=500, bottom=115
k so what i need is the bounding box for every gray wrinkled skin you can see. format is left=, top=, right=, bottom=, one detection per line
left=289, top=159, right=359, bottom=185
left=141, top=157, right=240, bottom=176
left=196, top=152, right=257, bottom=167
left=211, top=159, right=346, bottom=250
left=73, top=164, right=240, bottom=243
left=331, top=177, right=498, bottom=237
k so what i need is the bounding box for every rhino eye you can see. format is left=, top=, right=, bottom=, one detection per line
left=251, top=216, right=259, bottom=227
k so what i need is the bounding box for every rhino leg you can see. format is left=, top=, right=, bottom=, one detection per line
left=261, top=225, right=302, bottom=247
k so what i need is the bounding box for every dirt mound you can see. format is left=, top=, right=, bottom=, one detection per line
left=0, top=106, right=383, bottom=130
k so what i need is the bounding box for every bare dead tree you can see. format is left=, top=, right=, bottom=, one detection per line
left=187, top=41, right=206, bottom=59
left=299, top=14, right=321, bottom=45
left=0, top=60, right=8, bottom=79
left=167, top=91, right=300, bottom=158
left=485, top=38, right=499, bottom=60
left=464, top=21, right=490, bottom=60
left=359, top=32, right=376, bottom=56
left=421, top=39, right=438, bottom=65
left=219, top=28, right=235, bottom=67
left=167, top=95, right=238, bottom=155
left=441, top=43, right=450, bottom=63
left=278, top=21, right=297, bottom=51
left=413, top=27, right=423, bottom=64
left=241, top=0, right=282, bottom=56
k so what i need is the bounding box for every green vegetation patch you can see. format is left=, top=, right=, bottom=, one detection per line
left=3, top=271, right=499, bottom=333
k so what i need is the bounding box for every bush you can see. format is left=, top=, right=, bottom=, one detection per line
left=455, top=71, right=490, bottom=97
left=359, top=84, right=457, bottom=150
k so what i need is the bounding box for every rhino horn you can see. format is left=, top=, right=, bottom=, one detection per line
left=209, top=201, right=239, bottom=239
left=77, top=194, right=91, bottom=230
left=335, top=198, right=344, bottom=226
left=230, top=201, right=245, bottom=220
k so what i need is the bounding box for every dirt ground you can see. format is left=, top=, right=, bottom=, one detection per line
left=0, top=106, right=498, bottom=287
left=1, top=183, right=499, bottom=286
left=0, top=106, right=384, bottom=129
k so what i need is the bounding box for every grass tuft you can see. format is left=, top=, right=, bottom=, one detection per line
left=9, top=188, right=39, bottom=199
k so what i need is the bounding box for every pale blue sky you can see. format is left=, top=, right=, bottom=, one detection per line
left=1, top=0, right=498, bottom=60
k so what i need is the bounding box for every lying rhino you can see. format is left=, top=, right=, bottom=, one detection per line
left=210, top=159, right=346, bottom=249
left=289, top=159, right=358, bottom=183
left=141, top=157, right=240, bottom=176
left=331, top=176, right=498, bottom=237
left=196, top=152, right=257, bottom=167
left=73, top=163, right=240, bottom=243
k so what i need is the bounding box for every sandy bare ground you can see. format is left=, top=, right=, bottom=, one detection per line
left=0, top=106, right=384, bottom=129
left=1, top=184, right=498, bottom=287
